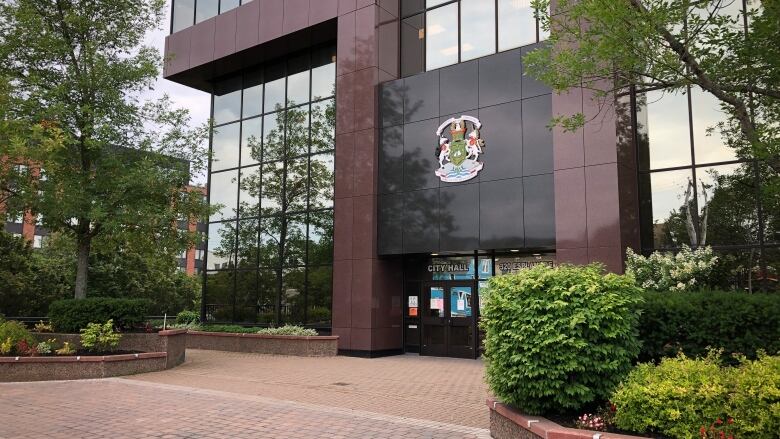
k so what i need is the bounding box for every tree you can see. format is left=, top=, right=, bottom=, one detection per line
left=526, top=0, right=779, bottom=160
left=0, top=0, right=210, bottom=298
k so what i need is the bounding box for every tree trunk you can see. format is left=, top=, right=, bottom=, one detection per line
left=74, top=237, right=90, bottom=299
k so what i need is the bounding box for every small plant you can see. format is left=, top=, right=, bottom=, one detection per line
left=175, top=310, right=200, bottom=325
left=55, top=342, right=76, bottom=356
left=699, top=417, right=735, bottom=439
left=15, top=339, right=37, bottom=356
left=575, top=413, right=607, bottom=432
left=0, top=337, right=12, bottom=355
left=36, top=339, right=56, bottom=355
left=0, top=320, right=37, bottom=355
left=626, top=245, right=718, bottom=291
left=256, top=325, right=318, bottom=336
left=80, top=320, right=122, bottom=353
left=34, top=320, right=53, bottom=333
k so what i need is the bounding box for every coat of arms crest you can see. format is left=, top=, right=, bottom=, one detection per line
left=434, top=115, right=485, bottom=183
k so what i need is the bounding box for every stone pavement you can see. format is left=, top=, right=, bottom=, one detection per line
left=0, top=350, right=490, bottom=438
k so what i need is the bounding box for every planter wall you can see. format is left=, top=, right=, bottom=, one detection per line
left=186, top=331, right=338, bottom=357
left=0, top=353, right=167, bottom=382
left=487, top=398, right=646, bottom=439
left=33, top=329, right=187, bottom=369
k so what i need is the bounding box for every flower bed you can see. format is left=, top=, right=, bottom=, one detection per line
left=0, top=329, right=186, bottom=382
left=186, top=330, right=338, bottom=357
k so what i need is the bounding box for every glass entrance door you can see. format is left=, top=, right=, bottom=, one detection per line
left=421, top=282, right=476, bottom=358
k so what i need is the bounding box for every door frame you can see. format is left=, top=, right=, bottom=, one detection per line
left=419, top=279, right=479, bottom=359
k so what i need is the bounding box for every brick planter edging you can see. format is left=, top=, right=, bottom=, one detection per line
left=186, top=331, right=339, bottom=356
left=487, top=397, right=647, bottom=439
left=0, top=352, right=168, bottom=382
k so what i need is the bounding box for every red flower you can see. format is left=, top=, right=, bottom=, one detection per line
left=720, top=432, right=725, bottom=439
left=700, top=426, right=707, bottom=437
left=610, top=403, right=617, bottom=413
left=727, top=418, right=734, bottom=425
left=716, top=418, right=723, bottom=425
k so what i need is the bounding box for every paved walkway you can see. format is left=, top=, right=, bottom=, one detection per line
left=0, top=350, right=490, bottom=438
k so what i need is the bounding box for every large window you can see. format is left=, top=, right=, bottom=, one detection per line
left=637, top=85, right=778, bottom=292
left=401, top=0, right=549, bottom=77
left=171, top=0, right=246, bottom=33
left=206, top=46, right=336, bottom=326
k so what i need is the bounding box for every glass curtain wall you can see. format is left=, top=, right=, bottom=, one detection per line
left=206, top=46, right=336, bottom=326
left=171, top=0, right=245, bottom=33
left=401, top=0, right=549, bottom=76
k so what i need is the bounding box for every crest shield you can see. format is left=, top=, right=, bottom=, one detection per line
left=434, top=115, right=485, bottom=183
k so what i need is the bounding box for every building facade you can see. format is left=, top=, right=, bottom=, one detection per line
left=166, top=0, right=778, bottom=358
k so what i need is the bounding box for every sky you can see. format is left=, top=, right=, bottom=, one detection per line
left=143, top=1, right=211, bottom=185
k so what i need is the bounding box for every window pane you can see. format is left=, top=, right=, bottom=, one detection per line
left=205, top=270, right=233, bottom=321
left=309, top=153, right=335, bottom=209
left=213, top=80, right=242, bottom=124
left=691, top=86, right=739, bottom=164
left=237, top=218, right=259, bottom=268
left=259, top=217, right=281, bottom=267
left=241, top=117, right=262, bottom=166
left=243, top=85, right=262, bottom=119
left=311, top=63, right=335, bottom=100
left=285, top=106, right=310, bottom=158
left=286, top=157, right=309, bottom=212
left=207, top=221, right=237, bottom=270
left=196, top=0, right=219, bottom=23
left=283, top=215, right=307, bottom=267
left=427, top=0, right=451, bottom=7
left=263, top=112, right=285, bottom=162
left=426, top=4, right=459, bottom=70
left=209, top=170, right=239, bottom=221
left=307, top=266, right=332, bottom=326
left=234, top=269, right=259, bottom=323
left=287, top=70, right=310, bottom=106
left=460, top=0, right=495, bottom=61
left=281, top=268, right=306, bottom=324
left=257, top=269, right=277, bottom=323
left=697, top=163, right=758, bottom=246
left=643, top=89, right=692, bottom=170
left=763, top=248, right=780, bottom=293
left=264, top=77, right=286, bottom=113
left=220, top=0, right=240, bottom=13
left=308, top=210, right=334, bottom=265
left=261, top=161, right=283, bottom=214
left=310, top=100, right=335, bottom=153
left=498, top=0, right=536, bottom=51
left=211, top=122, right=240, bottom=171
left=762, top=163, right=780, bottom=244
left=645, top=169, right=695, bottom=248
left=402, top=0, right=425, bottom=16
left=402, top=14, right=425, bottom=77
left=172, top=0, right=195, bottom=32
left=238, top=166, right=260, bottom=218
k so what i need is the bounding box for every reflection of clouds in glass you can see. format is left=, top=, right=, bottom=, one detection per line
left=651, top=169, right=692, bottom=222
left=311, top=63, right=335, bottom=100
left=498, top=0, right=536, bottom=51
left=240, top=117, right=262, bottom=166
left=211, top=122, right=240, bottom=171
left=209, top=170, right=239, bottom=221
left=286, top=70, right=310, bottom=106
left=691, top=87, right=738, bottom=164
left=242, top=85, right=262, bottom=119
left=646, top=89, right=691, bottom=170
left=213, top=90, right=241, bottom=125
left=461, top=0, right=496, bottom=61
left=207, top=221, right=235, bottom=269
left=426, top=5, right=458, bottom=70
left=264, top=78, right=285, bottom=112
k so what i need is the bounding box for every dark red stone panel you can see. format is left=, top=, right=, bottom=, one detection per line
left=355, top=5, right=377, bottom=70
left=214, top=9, right=238, bottom=60
left=309, top=0, right=339, bottom=25
left=588, top=246, right=623, bottom=273
left=339, top=0, right=358, bottom=15
left=554, top=167, right=588, bottom=249
left=166, top=27, right=193, bottom=75
left=333, top=197, right=354, bottom=261
left=352, top=128, right=377, bottom=196
left=332, top=259, right=353, bottom=328
left=335, top=132, right=356, bottom=198
left=353, top=68, right=377, bottom=131
left=337, top=12, right=357, bottom=75
left=283, top=0, right=310, bottom=34
left=189, top=18, right=216, bottom=67
left=377, top=6, right=399, bottom=78
left=370, top=327, right=402, bottom=350
left=556, top=247, right=589, bottom=265
left=259, top=0, right=285, bottom=43
left=350, top=327, right=372, bottom=350
left=378, top=0, right=399, bottom=16
left=585, top=163, right=622, bottom=249
left=357, top=0, right=375, bottom=8
left=336, top=72, right=356, bottom=134
left=583, top=88, right=618, bottom=167
left=236, top=0, right=261, bottom=52
left=331, top=327, right=351, bottom=349
left=552, top=89, right=585, bottom=170
left=352, top=195, right=376, bottom=259
left=351, top=258, right=375, bottom=328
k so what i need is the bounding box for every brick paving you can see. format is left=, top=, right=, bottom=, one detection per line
left=0, top=350, right=490, bottom=438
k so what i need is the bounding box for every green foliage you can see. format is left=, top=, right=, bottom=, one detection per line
left=0, top=320, right=36, bottom=355
left=34, top=321, right=53, bottom=333
left=49, top=297, right=151, bottom=333
left=199, top=325, right=263, bottom=334
left=80, top=320, right=122, bottom=353
left=36, top=339, right=55, bottom=355
left=256, top=326, right=318, bottom=336
left=55, top=342, right=76, bottom=356
left=638, top=291, right=780, bottom=363
left=626, top=246, right=718, bottom=291
left=176, top=310, right=200, bottom=325
left=612, top=352, right=780, bottom=439
left=481, top=264, right=643, bottom=415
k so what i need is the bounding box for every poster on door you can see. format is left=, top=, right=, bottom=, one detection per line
left=450, top=286, right=472, bottom=317
left=429, top=287, right=444, bottom=316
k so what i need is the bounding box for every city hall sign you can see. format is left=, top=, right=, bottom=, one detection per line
left=434, top=115, right=485, bottom=183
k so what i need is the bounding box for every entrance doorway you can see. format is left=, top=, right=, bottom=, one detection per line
left=420, top=281, right=476, bottom=358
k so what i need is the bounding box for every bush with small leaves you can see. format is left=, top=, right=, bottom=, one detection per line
left=80, top=320, right=122, bottom=353
left=0, top=320, right=37, bottom=355
left=175, top=310, right=200, bottom=325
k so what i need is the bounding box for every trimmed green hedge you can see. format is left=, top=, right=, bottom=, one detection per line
left=48, top=297, right=152, bottom=333
left=638, top=291, right=780, bottom=363
left=481, top=264, right=643, bottom=415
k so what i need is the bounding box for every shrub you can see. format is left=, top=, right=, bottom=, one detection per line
left=626, top=246, right=718, bottom=291
left=55, top=342, right=76, bottom=356
left=34, top=320, right=53, bottom=332
left=256, top=325, right=318, bottom=336
left=0, top=320, right=37, bottom=355
left=36, top=339, right=56, bottom=355
left=612, top=352, right=780, bottom=439
left=481, top=264, right=643, bottom=415
left=49, top=297, right=151, bottom=333
left=80, top=320, right=122, bottom=352
left=175, top=310, right=200, bottom=325
left=638, top=291, right=780, bottom=363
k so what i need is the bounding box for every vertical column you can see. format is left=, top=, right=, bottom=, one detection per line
left=332, top=0, right=403, bottom=355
